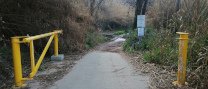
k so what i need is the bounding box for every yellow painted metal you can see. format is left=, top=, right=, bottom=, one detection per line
left=54, top=33, right=59, bottom=56
left=173, top=32, right=189, bottom=87
left=29, top=35, right=55, bottom=78
left=29, top=41, right=35, bottom=74
left=11, top=30, right=63, bottom=87
left=11, top=37, right=24, bottom=87
left=23, top=30, right=62, bottom=42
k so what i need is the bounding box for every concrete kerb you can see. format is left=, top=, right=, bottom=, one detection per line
left=51, top=54, right=64, bottom=61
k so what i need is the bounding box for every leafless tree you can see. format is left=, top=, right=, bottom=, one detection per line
left=89, top=0, right=104, bottom=16
left=133, top=0, right=148, bottom=29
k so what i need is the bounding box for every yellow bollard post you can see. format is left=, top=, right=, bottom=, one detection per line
left=11, top=37, right=25, bottom=87
left=51, top=30, right=64, bottom=61
left=173, top=32, right=189, bottom=87
left=54, top=33, right=59, bottom=56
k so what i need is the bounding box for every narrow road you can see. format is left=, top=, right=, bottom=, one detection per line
left=50, top=37, right=149, bottom=89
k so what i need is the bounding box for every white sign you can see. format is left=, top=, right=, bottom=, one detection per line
left=138, top=28, right=144, bottom=37
left=137, top=15, right=145, bottom=28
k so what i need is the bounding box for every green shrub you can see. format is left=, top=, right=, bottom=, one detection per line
left=113, top=28, right=130, bottom=35
left=85, top=32, right=107, bottom=49
left=114, top=30, right=125, bottom=35
left=143, top=48, right=161, bottom=63
left=136, top=28, right=156, bottom=51
left=144, top=46, right=178, bottom=64
left=146, top=34, right=177, bottom=65
left=123, top=30, right=138, bottom=53
left=123, top=28, right=178, bottom=66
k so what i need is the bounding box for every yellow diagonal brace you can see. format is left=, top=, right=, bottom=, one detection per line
left=30, top=35, right=55, bottom=78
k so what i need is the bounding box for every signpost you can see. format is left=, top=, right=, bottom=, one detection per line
left=137, top=15, right=145, bottom=43
left=137, top=15, right=145, bottom=28
left=137, top=28, right=144, bottom=37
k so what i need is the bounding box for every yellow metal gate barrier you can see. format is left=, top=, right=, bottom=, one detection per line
left=11, top=30, right=64, bottom=87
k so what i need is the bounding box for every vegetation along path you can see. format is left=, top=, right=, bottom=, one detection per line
left=49, top=37, right=149, bottom=89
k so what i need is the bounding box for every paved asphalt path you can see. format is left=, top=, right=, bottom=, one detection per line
left=50, top=51, right=149, bottom=89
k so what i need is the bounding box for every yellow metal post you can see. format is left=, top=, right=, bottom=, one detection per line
left=11, top=37, right=24, bottom=87
left=29, top=41, right=35, bottom=74
left=54, top=33, right=59, bottom=56
left=173, top=32, right=189, bottom=87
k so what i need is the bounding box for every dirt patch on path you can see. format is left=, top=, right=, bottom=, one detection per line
left=26, top=53, right=85, bottom=89
left=95, top=37, right=124, bottom=53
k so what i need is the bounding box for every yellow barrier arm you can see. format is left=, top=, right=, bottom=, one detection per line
left=23, top=30, right=62, bottom=42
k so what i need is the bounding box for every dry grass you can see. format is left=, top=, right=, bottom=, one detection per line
left=95, top=0, right=135, bottom=29
left=146, top=0, right=208, bottom=88
left=103, top=0, right=135, bottom=25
